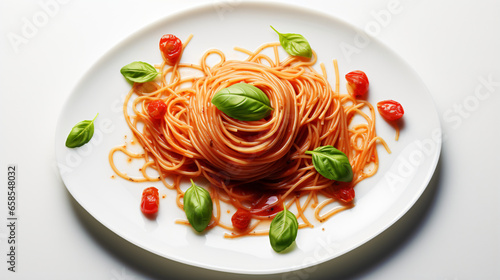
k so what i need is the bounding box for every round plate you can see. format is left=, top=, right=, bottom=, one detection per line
left=55, top=2, right=441, bottom=274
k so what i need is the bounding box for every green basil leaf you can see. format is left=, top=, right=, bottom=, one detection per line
left=211, top=83, right=273, bottom=121
left=65, top=113, right=98, bottom=148
left=269, top=205, right=298, bottom=253
left=271, top=26, right=312, bottom=58
left=120, top=61, right=158, bottom=83
left=305, top=145, right=353, bottom=182
left=183, top=179, right=213, bottom=232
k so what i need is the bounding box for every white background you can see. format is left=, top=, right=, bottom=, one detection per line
left=1, top=0, right=499, bottom=279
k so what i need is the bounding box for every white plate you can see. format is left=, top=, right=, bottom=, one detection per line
left=55, top=2, right=441, bottom=275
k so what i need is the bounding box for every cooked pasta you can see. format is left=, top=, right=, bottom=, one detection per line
left=110, top=34, right=389, bottom=237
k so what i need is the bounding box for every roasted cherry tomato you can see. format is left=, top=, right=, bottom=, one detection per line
left=345, top=70, right=369, bottom=98
left=377, top=100, right=404, bottom=121
left=159, top=34, right=182, bottom=66
left=334, top=184, right=355, bottom=203
left=141, top=187, right=159, bottom=215
left=147, top=99, right=167, bottom=120
left=231, top=208, right=252, bottom=230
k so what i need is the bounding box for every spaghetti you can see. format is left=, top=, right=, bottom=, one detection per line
left=109, top=35, right=389, bottom=237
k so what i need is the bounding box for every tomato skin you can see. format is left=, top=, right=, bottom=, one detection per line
left=159, top=34, right=182, bottom=66
left=345, top=70, right=369, bottom=98
left=141, top=187, right=159, bottom=215
left=334, top=184, right=355, bottom=203
left=377, top=100, right=404, bottom=121
left=231, top=209, right=252, bottom=230
left=147, top=100, right=167, bottom=120
left=250, top=195, right=283, bottom=217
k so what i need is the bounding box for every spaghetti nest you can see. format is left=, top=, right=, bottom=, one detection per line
left=110, top=39, right=387, bottom=235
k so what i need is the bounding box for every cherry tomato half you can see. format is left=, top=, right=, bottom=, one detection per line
left=141, top=187, right=159, bottom=215
left=334, top=184, right=355, bottom=203
left=231, top=208, right=252, bottom=230
left=159, top=34, right=182, bottom=66
left=377, top=100, right=404, bottom=121
left=147, top=99, right=167, bottom=120
left=345, top=70, right=369, bottom=98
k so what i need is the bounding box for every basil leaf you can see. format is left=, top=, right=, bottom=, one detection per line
left=120, top=61, right=158, bottom=83
left=271, top=26, right=312, bottom=58
left=269, top=205, right=298, bottom=253
left=305, top=145, right=353, bottom=182
left=211, top=83, right=273, bottom=121
left=183, top=179, right=213, bottom=232
left=65, top=113, right=98, bottom=148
